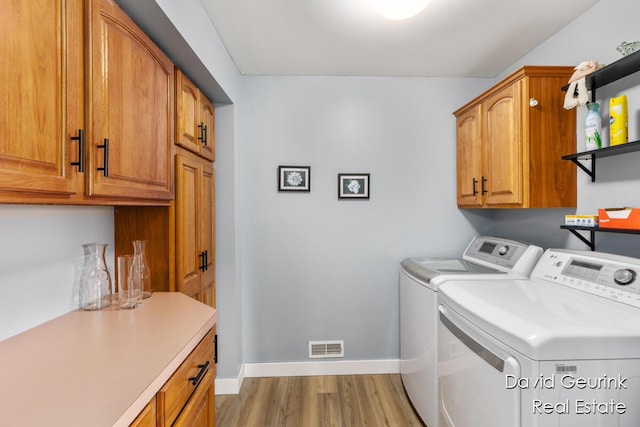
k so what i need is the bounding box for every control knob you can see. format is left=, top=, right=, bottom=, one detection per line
left=613, top=269, right=636, bottom=286
left=498, top=245, right=509, bottom=256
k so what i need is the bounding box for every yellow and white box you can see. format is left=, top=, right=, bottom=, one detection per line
left=565, top=215, right=599, bottom=227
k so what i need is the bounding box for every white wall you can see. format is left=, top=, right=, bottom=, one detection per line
left=238, top=76, right=490, bottom=363
left=0, top=206, right=114, bottom=340
left=212, top=104, right=244, bottom=381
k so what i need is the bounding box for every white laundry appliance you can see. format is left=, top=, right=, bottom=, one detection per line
left=438, top=249, right=640, bottom=427
left=400, top=236, right=543, bottom=427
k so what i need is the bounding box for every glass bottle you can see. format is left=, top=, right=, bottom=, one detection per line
left=132, top=240, right=152, bottom=299
left=585, top=102, right=602, bottom=150
left=79, top=243, right=112, bottom=310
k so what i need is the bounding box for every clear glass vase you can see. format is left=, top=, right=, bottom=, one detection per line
left=79, top=243, right=112, bottom=310
left=132, top=240, right=152, bottom=299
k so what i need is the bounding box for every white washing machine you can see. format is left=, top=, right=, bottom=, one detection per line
left=400, top=236, right=543, bottom=427
left=438, top=249, right=640, bottom=427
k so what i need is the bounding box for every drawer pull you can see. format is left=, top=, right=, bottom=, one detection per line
left=188, top=361, right=210, bottom=386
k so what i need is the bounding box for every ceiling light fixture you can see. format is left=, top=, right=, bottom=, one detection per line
left=371, top=0, right=430, bottom=20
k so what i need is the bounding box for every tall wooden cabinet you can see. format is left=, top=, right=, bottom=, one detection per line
left=0, top=0, right=174, bottom=205
left=175, top=152, right=216, bottom=307
left=455, top=66, right=577, bottom=209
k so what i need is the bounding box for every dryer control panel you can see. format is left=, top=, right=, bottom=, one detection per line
left=463, top=236, right=542, bottom=275
left=532, top=249, right=640, bottom=308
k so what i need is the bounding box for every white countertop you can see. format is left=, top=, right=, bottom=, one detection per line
left=0, top=292, right=217, bottom=427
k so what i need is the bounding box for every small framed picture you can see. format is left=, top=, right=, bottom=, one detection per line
left=278, top=166, right=311, bottom=192
left=338, top=173, right=370, bottom=200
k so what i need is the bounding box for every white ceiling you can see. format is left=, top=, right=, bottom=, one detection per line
left=200, top=0, right=599, bottom=78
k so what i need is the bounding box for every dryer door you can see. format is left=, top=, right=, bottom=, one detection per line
left=438, top=304, right=521, bottom=427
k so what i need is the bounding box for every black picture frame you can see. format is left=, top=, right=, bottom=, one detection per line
left=338, top=173, right=370, bottom=200
left=278, top=166, right=311, bottom=192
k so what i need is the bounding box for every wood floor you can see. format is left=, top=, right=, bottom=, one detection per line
left=215, top=374, right=426, bottom=427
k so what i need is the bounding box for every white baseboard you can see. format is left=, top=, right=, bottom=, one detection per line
left=215, top=364, right=245, bottom=395
left=215, top=359, right=400, bottom=395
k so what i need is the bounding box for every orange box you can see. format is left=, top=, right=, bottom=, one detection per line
left=598, top=208, right=640, bottom=230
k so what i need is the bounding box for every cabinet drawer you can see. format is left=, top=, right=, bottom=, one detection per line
left=157, top=328, right=215, bottom=426
left=172, top=369, right=215, bottom=426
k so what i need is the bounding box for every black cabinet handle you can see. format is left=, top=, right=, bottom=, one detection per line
left=202, top=125, right=208, bottom=146
left=188, top=361, right=210, bottom=386
left=97, top=138, right=109, bottom=177
left=198, top=123, right=204, bottom=145
left=472, top=178, right=478, bottom=196
left=199, top=251, right=206, bottom=272
left=204, top=250, right=208, bottom=271
left=70, top=129, right=85, bottom=172
left=214, top=334, right=218, bottom=364
left=481, top=176, right=488, bottom=195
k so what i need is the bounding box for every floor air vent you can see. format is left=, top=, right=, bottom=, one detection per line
left=308, top=340, right=344, bottom=358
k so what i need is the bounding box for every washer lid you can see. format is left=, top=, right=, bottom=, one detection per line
left=439, top=278, right=640, bottom=360
left=401, top=258, right=504, bottom=290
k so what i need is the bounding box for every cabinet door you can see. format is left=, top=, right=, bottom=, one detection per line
left=0, top=0, right=82, bottom=195
left=176, top=154, right=202, bottom=300
left=87, top=0, right=173, bottom=201
left=176, top=70, right=202, bottom=155
left=172, top=370, right=215, bottom=427
left=482, top=82, right=522, bottom=206
left=456, top=105, right=483, bottom=207
left=199, top=97, right=216, bottom=162
left=200, top=164, right=215, bottom=307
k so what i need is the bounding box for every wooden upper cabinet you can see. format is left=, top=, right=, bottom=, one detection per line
left=1, top=0, right=175, bottom=204
left=454, top=66, right=577, bottom=209
left=200, top=98, right=216, bottom=162
left=176, top=74, right=201, bottom=155
left=482, top=82, right=522, bottom=207
left=0, top=0, right=83, bottom=196
left=87, top=0, right=174, bottom=201
left=176, top=69, right=215, bottom=162
left=456, top=105, right=483, bottom=208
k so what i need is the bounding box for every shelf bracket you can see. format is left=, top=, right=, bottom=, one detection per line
left=570, top=154, right=596, bottom=182
left=566, top=228, right=596, bottom=251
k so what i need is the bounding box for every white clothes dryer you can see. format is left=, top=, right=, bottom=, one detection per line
left=400, top=236, right=543, bottom=427
left=438, top=249, right=640, bottom=427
